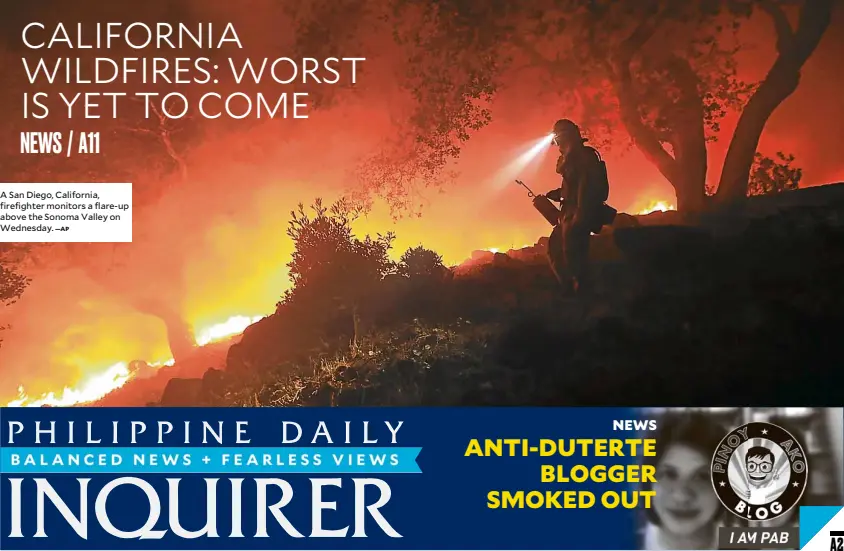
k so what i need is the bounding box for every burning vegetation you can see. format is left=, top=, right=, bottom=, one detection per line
left=102, top=185, right=844, bottom=407
left=4, top=178, right=844, bottom=407
left=0, top=0, right=842, bottom=405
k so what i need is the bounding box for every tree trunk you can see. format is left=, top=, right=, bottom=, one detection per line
left=668, top=55, right=709, bottom=214
left=615, top=122, right=707, bottom=214
left=161, top=313, right=197, bottom=363
left=717, top=70, right=801, bottom=204
left=613, top=56, right=708, bottom=214
left=716, top=0, right=833, bottom=204
left=619, top=122, right=708, bottom=214
left=672, top=172, right=706, bottom=213
left=131, top=298, right=197, bottom=363
left=670, top=123, right=708, bottom=213
left=77, top=258, right=197, bottom=363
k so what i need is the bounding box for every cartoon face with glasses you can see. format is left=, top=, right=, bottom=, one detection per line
left=745, top=446, right=775, bottom=488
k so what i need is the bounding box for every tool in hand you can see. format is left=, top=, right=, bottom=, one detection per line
left=514, top=179, right=560, bottom=226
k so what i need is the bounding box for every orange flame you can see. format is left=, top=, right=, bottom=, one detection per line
left=637, top=200, right=675, bottom=215
left=5, top=314, right=263, bottom=407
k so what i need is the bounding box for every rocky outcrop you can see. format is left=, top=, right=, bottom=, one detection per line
left=157, top=368, right=231, bottom=406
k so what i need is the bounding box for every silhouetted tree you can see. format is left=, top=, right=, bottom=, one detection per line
left=283, top=198, right=396, bottom=349
left=399, top=246, right=448, bottom=279
left=0, top=262, right=28, bottom=306
left=0, top=30, right=202, bottom=361
left=297, top=0, right=833, bottom=212
left=0, top=245, right=30, bottom=346
left=747, top=151, right=802, bottom=196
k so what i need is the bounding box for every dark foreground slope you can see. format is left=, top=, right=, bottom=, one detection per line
left=98, top=184, right=844, bottom=407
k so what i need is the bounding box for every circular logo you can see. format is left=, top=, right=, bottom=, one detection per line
left=710, top=421, right=808, bottom=521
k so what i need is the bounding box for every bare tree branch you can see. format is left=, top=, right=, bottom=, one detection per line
left=790, top=0, right=835, bottom=61
left=121, top=127, right=158, bottom=136
left=717, top=0, right=834, bottom=202
left=508, top=34, right=575, bottom=76
left=759, top=0, right=796, bottom=54
left=118, top=98, right=190, bottom=182
left=612, top=57, right=679, bottom=185
left=616, top=2, right=678, bottom=64
left=604, top=3, right=702, bottom=192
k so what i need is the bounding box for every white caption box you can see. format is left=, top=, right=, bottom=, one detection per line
left=0, top=183, right=132, bottom=243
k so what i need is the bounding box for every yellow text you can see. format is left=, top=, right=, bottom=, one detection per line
left=464, top=438, right=656, bottom=457
left=540, top=464, right=657, bottom=484
left=487, top=490, right=656, bottom=509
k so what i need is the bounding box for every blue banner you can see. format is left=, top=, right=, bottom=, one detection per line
left=1, top=447, right=423, bottom=474
left=0, top=407, right=648, bottom=550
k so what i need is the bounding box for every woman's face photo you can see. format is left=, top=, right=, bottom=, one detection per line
left=653, top=443, right=720, bottom=536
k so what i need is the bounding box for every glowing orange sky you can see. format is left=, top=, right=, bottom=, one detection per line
left=0, top=1, right=842, bottom=403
